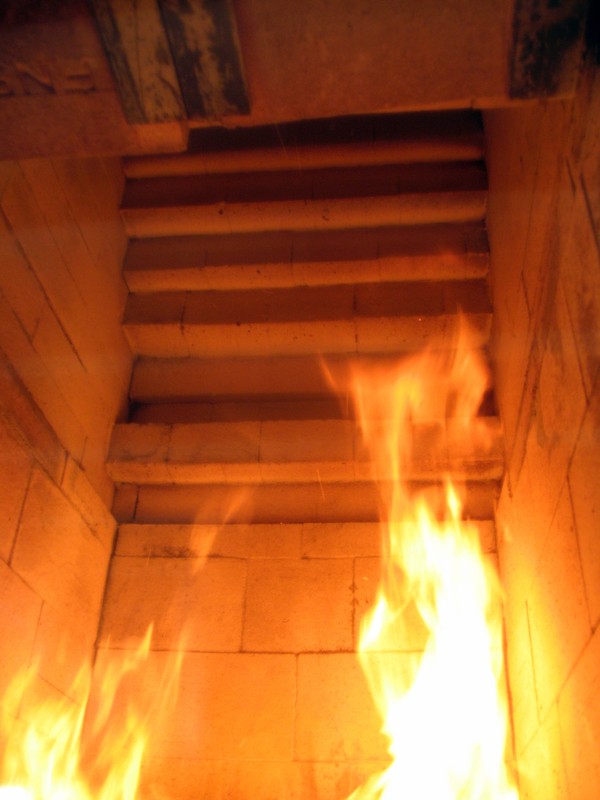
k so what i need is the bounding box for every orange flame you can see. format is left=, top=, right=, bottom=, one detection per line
left=344, top=320, right=520, bottom=799
left=0, top=626, right=182, bottom=800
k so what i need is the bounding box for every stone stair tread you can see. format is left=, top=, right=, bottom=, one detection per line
left=106, top=416, right=503, bottom=485
left=123, top=223, right=489, bottom=292
left=122, top=189, right=487, bottom=238
left=123, top=111, right=483, bottom=178
left=122, top=280, right=492, bottom=358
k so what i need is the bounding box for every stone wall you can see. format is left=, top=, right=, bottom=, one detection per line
left=485, top=58, right=600, bottom=800
left=0, top=156, right=130, bottom=747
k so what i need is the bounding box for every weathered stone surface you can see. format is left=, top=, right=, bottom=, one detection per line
left=99, top=556, right=246, bottom=651
left=12, top=468, right=109, bottom=620
left=243, top=558, right=354, bottom=652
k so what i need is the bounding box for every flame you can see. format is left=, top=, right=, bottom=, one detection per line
left=344, top=320, right=520, bottom=799
left=0, top=626, right=182, bottom=800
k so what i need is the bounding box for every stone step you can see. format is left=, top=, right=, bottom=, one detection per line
left=122, top=191, right=487, bottom=238
left=122, top=280, right=491, bottom=358
left=112, top=480, right=499, bottom=525
left=121, top=162, right=487, bottom=237
left=106, top=417, right=503, bottom=485
left=123, top=223, right=488, bottom=293
left=113, top=520, right=497, bottom=559
left=123, top=111, right=484, bottom=178
left=130, top=350, right=491, bottom=404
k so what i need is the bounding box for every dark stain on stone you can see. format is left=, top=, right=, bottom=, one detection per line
left=510, top=0, right=589, bottom=98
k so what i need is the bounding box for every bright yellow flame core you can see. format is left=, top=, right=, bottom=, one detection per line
left=0, top=627, right=181, bottom=800
left=346, top=323, right=520, bottom=799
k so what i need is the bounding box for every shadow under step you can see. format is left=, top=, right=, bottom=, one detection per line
left=112, top=481, right=499, bottom=525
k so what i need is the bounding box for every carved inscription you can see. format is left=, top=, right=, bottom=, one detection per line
left=0, top=59, right=105, bottom=96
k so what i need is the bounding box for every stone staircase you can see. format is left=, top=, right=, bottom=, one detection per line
left=101, top=111, right=503, bottom=798
left=109, top=111, right=499, bottom=526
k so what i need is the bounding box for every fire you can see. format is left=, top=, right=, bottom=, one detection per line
left=343, top=321, right=520, bottom=799
left=0, top=626, right=181, bottom=800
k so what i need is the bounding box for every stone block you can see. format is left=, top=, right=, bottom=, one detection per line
left=111, top=484, right=138, bottom=522
left=125, top=651, right=296, bottom=760
left=353, top=557, right=428, bottom=652
left=0, top=559, right=41, bottom=699
left=143, top=756, right=388, bottom=800
left=520, top=102, right=572, bottom=320
left=130, top=354, right=329, bottom=402
left=516, top=425, right=565, bottom=561
left=99, top=555, right=246, bottom=651
left=61, top=455, right=116, bottom=552
left=168, top=421, right=262, bottom=483
left=558, top=625, right=600, bottom=800
left=170, top=420, right=261, bottom=464
left=534, top=283, right=587, bottom=490
left=569, top=386, right=600, bottom=627
left=243, top=558, right=353, bottom=652
left=0, top=212, right=46, bottom=337
left=301, top=522, right=381, bottom=558
left=107, top=422, right=171, bottom=482
left=116, top=523, right=302, bottom=559
left=0, top=351, right=66, bottom=485
left=293, top=226, right=376, bottom=263
left=527, top=485, right=590, bottom=718
left=497, top=462, right=540, bottom=618
left=493, top=280, right=533, bottom=474
left=12, top=468, right=109, bottom=620
left=260, top=419, right=354, bottom=482
left=123, top=292, right=188, bottom=357
left=0, top=292, right=87, bottom=465
left=518, top=703, right=567, bottom=800
left=0, top=417, right=32, bottom=563
left=133, top=481, right=380, bottom=525
left=485, top=106, right=540, bottom=323
left=503, top=601, right=539, bottom=757
left=295, top=653, right=393, bottom=761
left=32, top=601, right=97, bottom=703
left=560, top=185, right=600, bottom=396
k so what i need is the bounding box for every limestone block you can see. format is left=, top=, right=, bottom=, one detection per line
left=527, top=486, right=590, bottom=718
left=111, top=651, right=296, bottom=761
left=558, top=625, right=600, bottom=800
left=295, top=653, right=393, bottom=761
left=100, top=555, right=246, bottom=651
left=518, top=704, right=567, bottom=800
left=116, top=523, right=302, bottom=559
left=12, top=468, right=109, bottom=620
left=354, top=557, right=428, bottom=652
left=301, top=521, right=381, bottom=558
left=61, top=455, right=116, bottom=552
left=0, top=417, right=32, bottom=563
left=243, top=558, right=353, bottom=652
